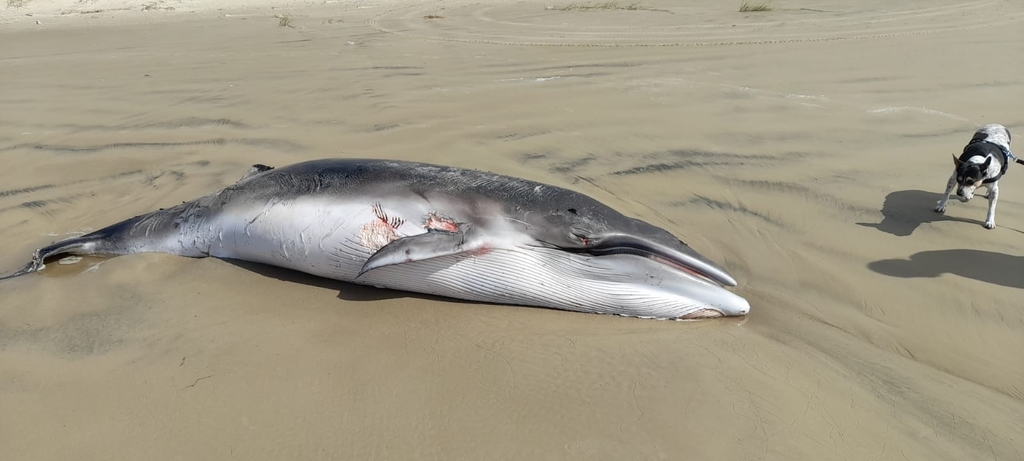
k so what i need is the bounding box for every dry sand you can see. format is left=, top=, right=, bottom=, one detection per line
left=1, top=0, right=1023, bottom=459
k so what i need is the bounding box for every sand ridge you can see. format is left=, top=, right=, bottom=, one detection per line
left=1, top=0, right=1023, bottom=459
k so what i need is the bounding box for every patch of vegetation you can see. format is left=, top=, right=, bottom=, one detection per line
left=739, top=1, right=773, bottom=12
left=276, top=14, right=293, bottom=27
left=551, top=1, right=643, bottom=12
left=423, top=14, right=445, bottom=19
left=8, top=0, right=27, bottom=8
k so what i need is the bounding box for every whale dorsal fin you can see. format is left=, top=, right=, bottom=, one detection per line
left=356, top=226, right=485, bottom=278
left=238, top=164, right=275, bottom=182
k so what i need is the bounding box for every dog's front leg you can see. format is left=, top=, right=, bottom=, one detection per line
left=935, top=172, right=956, bottom=213
left=984, top=182, right=999, bottom=229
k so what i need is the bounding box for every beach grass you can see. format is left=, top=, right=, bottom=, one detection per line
left=739, top=1, right=773, bottom=12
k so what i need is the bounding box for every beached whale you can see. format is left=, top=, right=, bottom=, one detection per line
left=2, top=159, right=750, bottom=320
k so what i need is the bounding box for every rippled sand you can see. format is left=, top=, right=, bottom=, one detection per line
left=1, top=0, right=1023, bottom=459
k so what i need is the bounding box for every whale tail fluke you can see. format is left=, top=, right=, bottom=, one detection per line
left=1, top=233, right=112, bottom=280
left=1, top=204, right=195, bottom=281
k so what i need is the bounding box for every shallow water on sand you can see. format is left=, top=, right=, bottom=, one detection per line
left=1, top=1, right=1023, bottom=459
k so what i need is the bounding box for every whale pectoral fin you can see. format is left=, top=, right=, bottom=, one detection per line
left=237, top=164, right=275, bottom=182
left=356, top=227, right=483, bottom=278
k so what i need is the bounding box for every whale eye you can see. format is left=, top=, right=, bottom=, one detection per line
left=567, top=208, right=578, bottom=215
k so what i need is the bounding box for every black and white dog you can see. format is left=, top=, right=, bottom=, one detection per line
left=935, top=124, right=1018, bottom=229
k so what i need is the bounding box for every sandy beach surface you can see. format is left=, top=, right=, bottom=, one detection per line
left=1, top=0, right=1023, bottom=459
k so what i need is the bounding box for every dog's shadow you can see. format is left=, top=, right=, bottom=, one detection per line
left=868, top=249, right=1024, bottom=289
left=857, top=189, right=987, bottom=236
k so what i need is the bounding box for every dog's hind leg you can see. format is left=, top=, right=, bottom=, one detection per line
left=935, top=173, right=957, bottom=213
left=984, top=182, right=998, bottom=229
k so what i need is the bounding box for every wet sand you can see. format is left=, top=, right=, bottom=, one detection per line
left=1, top=0, right=1023, bottom=459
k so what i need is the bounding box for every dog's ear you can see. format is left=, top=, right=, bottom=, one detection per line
left=981, top=156, right=992, bottom=170
left=953, top=154, right=963, bottom=167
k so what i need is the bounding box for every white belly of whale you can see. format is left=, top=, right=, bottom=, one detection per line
left=189, top=198, right=722, bottom=319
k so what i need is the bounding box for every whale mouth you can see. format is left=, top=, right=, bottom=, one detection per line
left=648, top=254, right=725, bottom=287
left=566, top=234, right=738, bottom=288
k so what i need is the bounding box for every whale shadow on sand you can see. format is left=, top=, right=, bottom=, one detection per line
left=223, top=259, right=491, bottom=305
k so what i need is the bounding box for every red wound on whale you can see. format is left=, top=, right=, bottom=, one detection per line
left=372, top=202, right=405, bottom=229
left=360, top=202, right=405, bottom=251
left=424, top=211, right=460, bottom=233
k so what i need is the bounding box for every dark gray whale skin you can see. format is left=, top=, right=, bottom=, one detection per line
left=3, top=158, right=750, bottom=320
